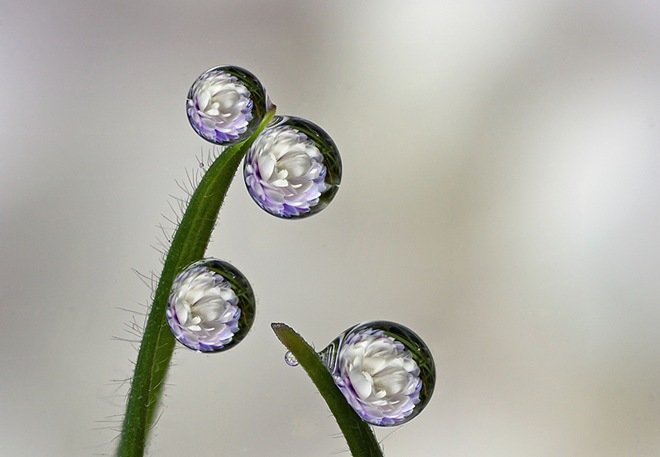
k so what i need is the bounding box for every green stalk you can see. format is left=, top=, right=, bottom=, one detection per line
left=117, top=109, right=275, bottom=457
left=271, top=323, right=384, bottom=457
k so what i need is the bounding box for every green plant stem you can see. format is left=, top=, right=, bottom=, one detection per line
left=271, top=323, right=384, bottom=457
left=117, top=110, right=275, bottom=457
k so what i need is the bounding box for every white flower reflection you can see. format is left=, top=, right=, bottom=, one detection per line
left=166, top=263, right=241, bottom=352
left=187, top=69, right=253, bottom=144
left=335, top=328, right=422, bottom=426
left=244, top=123, right=328, bottom=218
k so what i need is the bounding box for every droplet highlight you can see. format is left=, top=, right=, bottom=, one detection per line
left=166, top=258, right=256, bottom=353
left=243, top=116, right=342, bottom=219
left=187, top=65, right=270, bottom=145
left=318, top=321, right=435, bottom=426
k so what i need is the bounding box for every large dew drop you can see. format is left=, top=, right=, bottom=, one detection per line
left=186, top=65, right=270, bottom=146
left=243, top=116, right=342, bottom=219
left=166, top=258, right=256, bottom=353
left=307, top=321, right=436, bottom=426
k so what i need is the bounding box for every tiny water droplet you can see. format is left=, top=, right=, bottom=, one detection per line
left=166, top=258, right=256, bottom=353
left=187, top=65, right=270, bottom=146
left=284, top=351, right=299, bottom=366
left=243, top=116, right=342, bottom=219
left=318, top=321, right=435, bottom=426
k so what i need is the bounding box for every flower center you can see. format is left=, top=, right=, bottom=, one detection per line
left=195, top=75, right=251, bottom=122
left=341, top=333, right=420, bottom=404
left=255, top=129, right=323, bottom=190
left=174, top=274, right=238, bottom=332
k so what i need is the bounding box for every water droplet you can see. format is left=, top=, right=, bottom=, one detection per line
left=243, top=116, right=342, bottom=219
left=318, top=321, right=435, bottom=426
left=284, top=351, right=299, bottom=366
left=166, top=258, right=256, bottom=353
left=187, top=65, right=270, bottom=146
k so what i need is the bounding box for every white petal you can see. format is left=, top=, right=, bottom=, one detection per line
left=197, top=90, right=211, bottom=110
left=258, top=154, right=276, bottom=180
left=350, top=370, right=374, bottom=399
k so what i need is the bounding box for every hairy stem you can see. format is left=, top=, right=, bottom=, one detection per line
left=117, top=109, right=275, bottom=457
left=271, top=323, right=384, bottom=457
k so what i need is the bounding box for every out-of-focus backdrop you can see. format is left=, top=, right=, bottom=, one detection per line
left=2, top=1, right=659, bottom=456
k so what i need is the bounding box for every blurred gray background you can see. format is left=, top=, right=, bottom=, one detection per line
left=2, top=1, right=659, bottom=456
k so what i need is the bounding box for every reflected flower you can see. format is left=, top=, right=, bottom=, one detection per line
left=187, top=69, right=253, bottom=144
left=244, top=123, right=328, bottom=218
left=334, top=328, right=422, bottom=426
left=166, top=263, right=241, bottom=352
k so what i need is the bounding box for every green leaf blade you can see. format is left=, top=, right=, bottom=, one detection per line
left=116, top=110, right=275, bottom=457
left=271, top=323, right=384, bottom=457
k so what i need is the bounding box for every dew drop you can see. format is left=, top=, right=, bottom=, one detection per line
left=187, top=65, right=270, bottom=146
left=317, top=321, right=435, bottom=426
left=166, top=258, right=256, bottom=353
left=284, top=351, right=299, bottom=367
left=243, top=116, right=342, bottom=219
